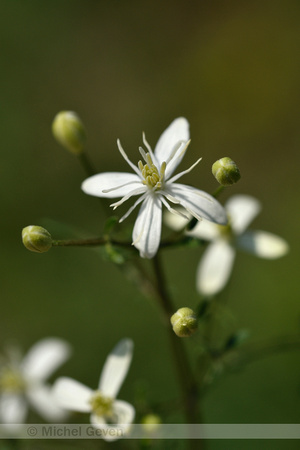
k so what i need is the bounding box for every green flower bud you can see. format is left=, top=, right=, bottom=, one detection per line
left=141, top=414, right=162, bottom=433
left=22, top=226, right=52, bottom=253
left=141, top=414, right=162, bottom=426
left=52, top=111, right=86, bottom=155
left=212, top=157, right=241, bottom=186
left=170, top=307, right=198, bottom=338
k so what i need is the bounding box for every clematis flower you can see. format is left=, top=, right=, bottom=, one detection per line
left=81, top=118, right=227, bottom=258
left=53, top=339, right=135, bottom=441
left=0, top=338, right=71, bottom=427
left=164, top=195, right=289, bottom=296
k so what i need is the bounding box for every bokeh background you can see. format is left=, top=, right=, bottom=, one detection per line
left=1, top=0, right=299, bottom=449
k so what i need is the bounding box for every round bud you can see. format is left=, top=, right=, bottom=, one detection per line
left=22, top=226, right=52, bottom=253
left=212, top=157, right=241, bottom=186
left=170, top=307, right=198, bottom=338
left=141, top=414, right=162, bottom=433
left=52, top=111, right=86, bottom=155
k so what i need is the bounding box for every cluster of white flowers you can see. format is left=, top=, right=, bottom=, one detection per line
left=12, top=116, right=290, bottom=443
left=0, top=338, right=134, bottom=441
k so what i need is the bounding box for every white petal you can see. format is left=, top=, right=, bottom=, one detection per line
left=90, top=400, right=135, bottom=441
left=196, top=241, right=236, bottom=296
left=188, top=219, right=221, bottom=240
left=237, top=230, right=289, bottom=259
left=52, top=377, right=93, bottom=412
left=132, top=195, right=162, bottom=258
left=225, top=195, right=261, bottom=234
left=99, top=339, right=133, bottom=398
left=82, top=172, right=141, bottom=198
left=0, top=393, right=27, bottom=424
left=27, top=384, right=69, bottom=422
left=21, top=338, right=71, bottom=381
left=164, top=140, right=190, bottom=180
left=154, top=118, right=189, bottom=169
left=163, top=208, right=191, bottom=230
left=166, top=183, right=227, bottom=225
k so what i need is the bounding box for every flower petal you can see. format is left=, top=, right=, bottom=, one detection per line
left=82, top=172, right=142, bottom=198
left=132, top=195, right=162, bottom=258
left=0, top=393, right=27, bottom=424
left=166, top=183, right=227, bottom=225
left=188, top=219, right=221, bottom=240
left=196, top=241, right=236, bottom=296
left=225, top=195, right=261, bottom=234
left=237, top=230, right=289, bottom=259
left=27, top=384, right=70, bottom=422
left=154, top=118, right=189, bottom=170
left=90, top=400, right=135, bottom=441
left=21, top=338, right=71, bottom=381
left=163, top=209, right=220, bottom=240
left=99, top=339, right=133, bottom=398
left=52, top=377, right=93, bottom=412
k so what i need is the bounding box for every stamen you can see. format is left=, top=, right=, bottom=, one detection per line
left=165, top=140, right=184, bottom=165
left=160, top=161, right=166, bottom=178
left=146, top=153, right=153, bottom=166
left=119, top=194, right=146, bottom=222
left=168, top=157, right=202, bottom=184
left=142, top=132, right=155, bottom=161
left=164, top=193, right=181, bottom=204
left=89, top=391, right=113, bottom=417
left=117, top=139, right=142, bottom=178
left=160, top=197, right=189, bottom=219
left=110, top=187, right=146, bottom=209
left=0, top=368, right=25, bottom=393
left=138, top=146, right=148, bottom=163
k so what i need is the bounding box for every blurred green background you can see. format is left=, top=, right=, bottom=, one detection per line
left=1, top=0, right=299, bottom=448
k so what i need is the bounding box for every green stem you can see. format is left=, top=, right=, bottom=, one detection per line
left=51, top=235, right=196, bottom=250
left=52, top=237, right=131, bottom=248
left=78, top=151, right=97, bottom=177
left=212, top=185, right=225, bottom=198
left=152, top=254, right=204, bottom=449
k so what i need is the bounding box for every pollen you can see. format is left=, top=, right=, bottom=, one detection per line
left=0, top=368, right=26, bottom=393
left=138, top=153, right=166, bottom=190
left=89, top=391, right=113, bottom=417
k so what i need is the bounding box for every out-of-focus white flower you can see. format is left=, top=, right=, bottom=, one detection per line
left=0, top=338, right=71, bottom=427
left=53, top=339, right=135, bottom=441
left=82, top=118, right=227, bottom=258
left=165, top=195, right=289, bottom=296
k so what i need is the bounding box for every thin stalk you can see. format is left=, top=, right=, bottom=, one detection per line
left=212, top=185, right=225, bottom=198
left=78, top=151, right=97, bottom=177
left=52, top=237, right=130, bottom=248
left=152, top=254, right=204, bottom=449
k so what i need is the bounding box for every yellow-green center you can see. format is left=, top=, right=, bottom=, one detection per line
left=217, top=219, right=233, bottom=240
left=0, top=368, right=26, bottom=393
left=89, top=391, right=113, bottom=417
left=138, top=153, right=166, bottom=190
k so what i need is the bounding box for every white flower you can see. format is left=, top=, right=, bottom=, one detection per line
left=53, top=339, right=135, bottom=441
left=82, top=118, right=227, bottom=258
left=165, top=195, right=289, bottom=296
left=0, top=338, right=71, bottom=427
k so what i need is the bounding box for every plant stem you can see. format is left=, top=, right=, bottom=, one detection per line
left=78, top=151, right=97, bottom=177
left=152, top=254, right=204, bottom=449
left=212, top=185, right=225, bottom=198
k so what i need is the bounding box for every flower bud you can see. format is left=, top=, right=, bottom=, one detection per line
left=52, top=111, right=86, bottom=155
left=22, top=226, right=52, bottom=253
left=212, top=157, right=241, bottom=186
left=141, top=414, right=162, bottom=433
left=170, top=307, right=198, bottom=338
